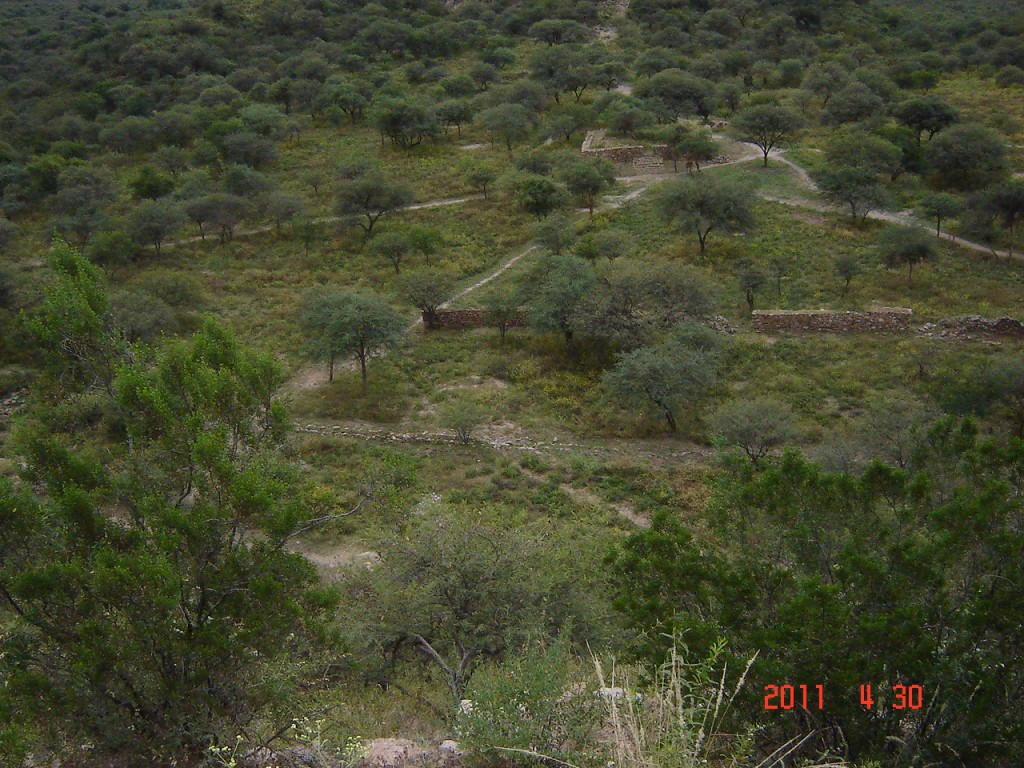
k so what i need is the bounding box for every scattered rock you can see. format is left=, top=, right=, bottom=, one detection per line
left=917, top=316, right=1024, bottom=340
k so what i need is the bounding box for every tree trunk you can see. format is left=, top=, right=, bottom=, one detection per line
left=359, top=353, right=368, bottom=389
left=763, top=149, right=770, bottom=167
left=329, top=353, right=335, bottom=383
left=664, top=408, right=677, bottom=433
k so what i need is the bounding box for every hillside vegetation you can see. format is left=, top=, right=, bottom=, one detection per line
left=2, top=1, right=1024, bottom=767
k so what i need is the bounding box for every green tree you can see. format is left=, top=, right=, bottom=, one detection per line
left=603, top=324, right=722, bottom=432
left=710, top=397, right=800, bottom=465
left=893, top=95, right=958, bottom=143
left=299, top=291, right=405, bottom=386
left=634, top=69, right=717, bottom=122
left=982, top=179, right=1024, bottom=256
left=526, top=254, right=597, bottom=350
left=369, top=230, right=412, bottom=274
left=400, top=268, right=455, bottom=329
left=928, top=123, right=1008, bottom=190
left=534, top=214, right=578, bottom=254
left=836, top=255, right=862, bottom=297
left=24, top=239, right=126, bottom=394
left=0, top=321, right=333, bottom=761
left=335, top=170, right=413, bottom=235
left=130, top=198, right=184, bottom=256
left=664, top=126, right=720, bottom=172
left=560, top=156, right=616, bottom=216
left=917, top=192, right=961, bottom=236
left=368, top=95, right=439, bottom=149
left=462, top=159, right=499, bottom=200
left=819, top=166, right=892, bottom=223
left=656, top=174, right=755, bottom=254
left=575, top=228, right=629, bottom=262
left=733, top=104, right=802, bottom=167
left=515, top=174, right=565, bottom=219
left=347, top=516, right=569, bottom=703
left=879, top=226, right=937, bottom=285
left=482, top=291, right=521, bottom=342
left=477, top=103, right=536, bottom=152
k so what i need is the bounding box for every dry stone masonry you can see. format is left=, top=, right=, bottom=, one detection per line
left=425, top=308, right=527, bottom=329
left=917, top=316, right=1024, bottom=340
left=751, top=308, right=914, bottom=333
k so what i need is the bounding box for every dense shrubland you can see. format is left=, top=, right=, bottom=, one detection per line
left=2, top=0, right=1024, bottom=766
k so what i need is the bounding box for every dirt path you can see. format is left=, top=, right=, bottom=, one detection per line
left=159, top=194, right=483, bottom=252
left=758, top=148, right=1020, bottom=261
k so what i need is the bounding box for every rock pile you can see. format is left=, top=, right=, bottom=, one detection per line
left=917, top=316, right=1024, bottom=340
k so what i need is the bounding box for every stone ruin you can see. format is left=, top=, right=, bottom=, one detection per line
left=751, top=308, right=915, bottom=334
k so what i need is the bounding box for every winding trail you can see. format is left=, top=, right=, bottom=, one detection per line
left=159, top=194, right=483, bottom=252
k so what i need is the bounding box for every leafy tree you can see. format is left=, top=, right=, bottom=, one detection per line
left=824, top=128, right=902, bottom=179
left=559, top=156, right=616, bottom=215
left=576, top=228, right=629, bottom=262
left=1, top=320, right=331, bottom=761
left=979, top=356, right=1024, bottom=437
left=928, top=123, right=1008, bottom=190
left=800, top=61, right=849, bottom=106
left=528, top=19, right=589, bottom=46
left=292, top=215, right=325, bottom=257
left=634, top=69, right=717, bottom=121
left=603, top=325, right=722, bottom=433
left=335, top=170, right=413, bottom=235
left=819, top=166, right=891, bottom=223
left=299, top=291, right=405, bottom=386
left=462, top=159, right=499, bottom=200
left=917, top=191, right=961, bottom=236
left=477, top=103, right=536, bottom=152
left=130, top=198, right=184, bottom=256
left=836, top=255, right=862, bottom=297
left=893, top=95, right=958, bottom=143
left=822, top=81, right=885, bottom=126
left=737, top=261, right=766, bottom=310
left=515, top=174, right=565, bottom=219
left=86, top=229, right=138, bottom=267
left=534, top=214, right=577, bottom=254
left=710, top=397, right=800, bottom=465
left=526, top=254, right=598, bottom=350
left=664, top=126, right=720, bottom=172
left=656, top=174, right=755, bottom=253
left=439, top=398, right=487, bottom=444
left=733, top=104, right=802, bottom=167
left=369, top=230, right=412, bottom=274
left=879, top=226, right=937, bottom=284
left=265, top=190, right=307, bottom=233
left=577, top=262, right=715, bottom=348
left=129, top=164, right=175, bottom=199
left=437, top=99, right=475, bottom=137
left=482, top=291, right=521, bottom=342
left=203, top=193, right=249, bottom=243
left=25, top=239, right=126, bottom=394
left=602, top=97, right=655, bottom=138
left=400, top=269, right=455, bottom=329
left=982, top=179, right=1024, bottom=256
left=347, top=516, right=579, bottom=703
left=609, top=439, right=1024, bottom=764
left=368, top=95, right=439, bottom=149
left=545, top=103, right=595, bottom=143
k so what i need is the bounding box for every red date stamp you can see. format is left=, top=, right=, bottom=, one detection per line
left=764, top=684, right=923, bottom=711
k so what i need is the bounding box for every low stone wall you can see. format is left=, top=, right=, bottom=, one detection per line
left=751, top=308, right=914, bottom=334
left=582, top=144, right=668, bottom=164
left=918, top=316, right=1024, bottom=339
left=426, top=308, right=528, bottom=329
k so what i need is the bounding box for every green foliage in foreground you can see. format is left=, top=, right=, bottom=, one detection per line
left=611, top=424, right=1024, bottom=765
left=1, top=247, right=339, bottom=764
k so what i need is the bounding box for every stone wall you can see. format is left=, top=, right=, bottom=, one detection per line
left=581, top=144, right=668, bottom=164
left=426, top=308, right=528, bottom=329
left=918, top=315, right=1024, bottom=340
left=751, top=308, right=914, bottom=333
